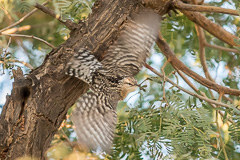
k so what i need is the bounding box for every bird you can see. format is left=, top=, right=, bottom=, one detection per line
left=65, top=10, right=161, bottom=153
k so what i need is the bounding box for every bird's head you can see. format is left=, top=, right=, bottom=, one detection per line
left=120, top=77, right=139, bottom=100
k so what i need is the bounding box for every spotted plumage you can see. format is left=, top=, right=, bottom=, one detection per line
left=65, top=10, right=161, bottom=152
left=66, top=48, right=102, bottom=84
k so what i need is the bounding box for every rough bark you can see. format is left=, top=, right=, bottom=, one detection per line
left=0, top=0, right=170, bottom=159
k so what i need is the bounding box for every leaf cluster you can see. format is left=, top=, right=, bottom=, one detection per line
left=111, top=89, right=217, bottom=159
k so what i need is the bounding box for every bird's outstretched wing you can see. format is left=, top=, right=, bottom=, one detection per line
left=65, top=48, right=102, bottom=84
left=65, top=11, right=160, bottom=82
left=71, top=92, right=117, bottom=152
left=101, top=11, right=161, bottom=77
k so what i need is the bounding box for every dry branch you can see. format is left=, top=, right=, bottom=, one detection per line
left=4, top=37, right=11, bottom=55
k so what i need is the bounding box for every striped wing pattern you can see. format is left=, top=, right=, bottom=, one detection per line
left=65, top=48, right=102, bottom=84
left=101, top=11, right=160, bottom=77
left=71, top=92, right=117, bottom=152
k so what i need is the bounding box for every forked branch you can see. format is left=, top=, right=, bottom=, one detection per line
left=156, top=32, right=240, bottom=96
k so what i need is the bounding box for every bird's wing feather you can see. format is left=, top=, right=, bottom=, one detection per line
left=71, top=92, right=117, bottom=152
left=101, top=11, right=161, bottom=77
left=65, top=48, right=102, bottom=84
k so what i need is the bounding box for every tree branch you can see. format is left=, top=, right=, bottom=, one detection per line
left=172, top=1, right=235, bottom=113
left=1, top=33, right=55, bottom=49
left=173, top=0, right=239, bottom=16
left=205, top=43, right=240, bottom=54
left=195, top=25, right=234, bottom=102
left=35, top=3, right=78, bottom=30
left=195, top=24, right=215, bottom=99
left=156, top=32, right=240, bottom=96
left=195, top=25, right=215, bottom=81
left=181, top=10, right=239, bottom=47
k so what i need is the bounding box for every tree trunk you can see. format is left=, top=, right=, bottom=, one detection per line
left=0, top=0, right=169, bottom=159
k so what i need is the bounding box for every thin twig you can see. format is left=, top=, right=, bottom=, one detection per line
left=0, top=1, right=48, bottom=33
left=144, top=63, right=234, bottom=109
left=205, top=43, right=240, bottom=54
left=35, top=3, right=78, bottom=30
left=195, top=25, right=214, bottom=81
left=177, top=70, right=198, bottom=92
left=161, top=61, right=169, bottom=105
left=174, top=0, right=239, bottom=16
left=4, top=37, right=12, bottom=56
left=0, top=59, right=33, bottom=70
left=1, top=33, right=55, bottom=49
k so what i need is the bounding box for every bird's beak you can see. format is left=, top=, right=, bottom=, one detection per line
left=132, top=81, right=139, bottom=87
left=136, top=84, right=140, bottom=87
